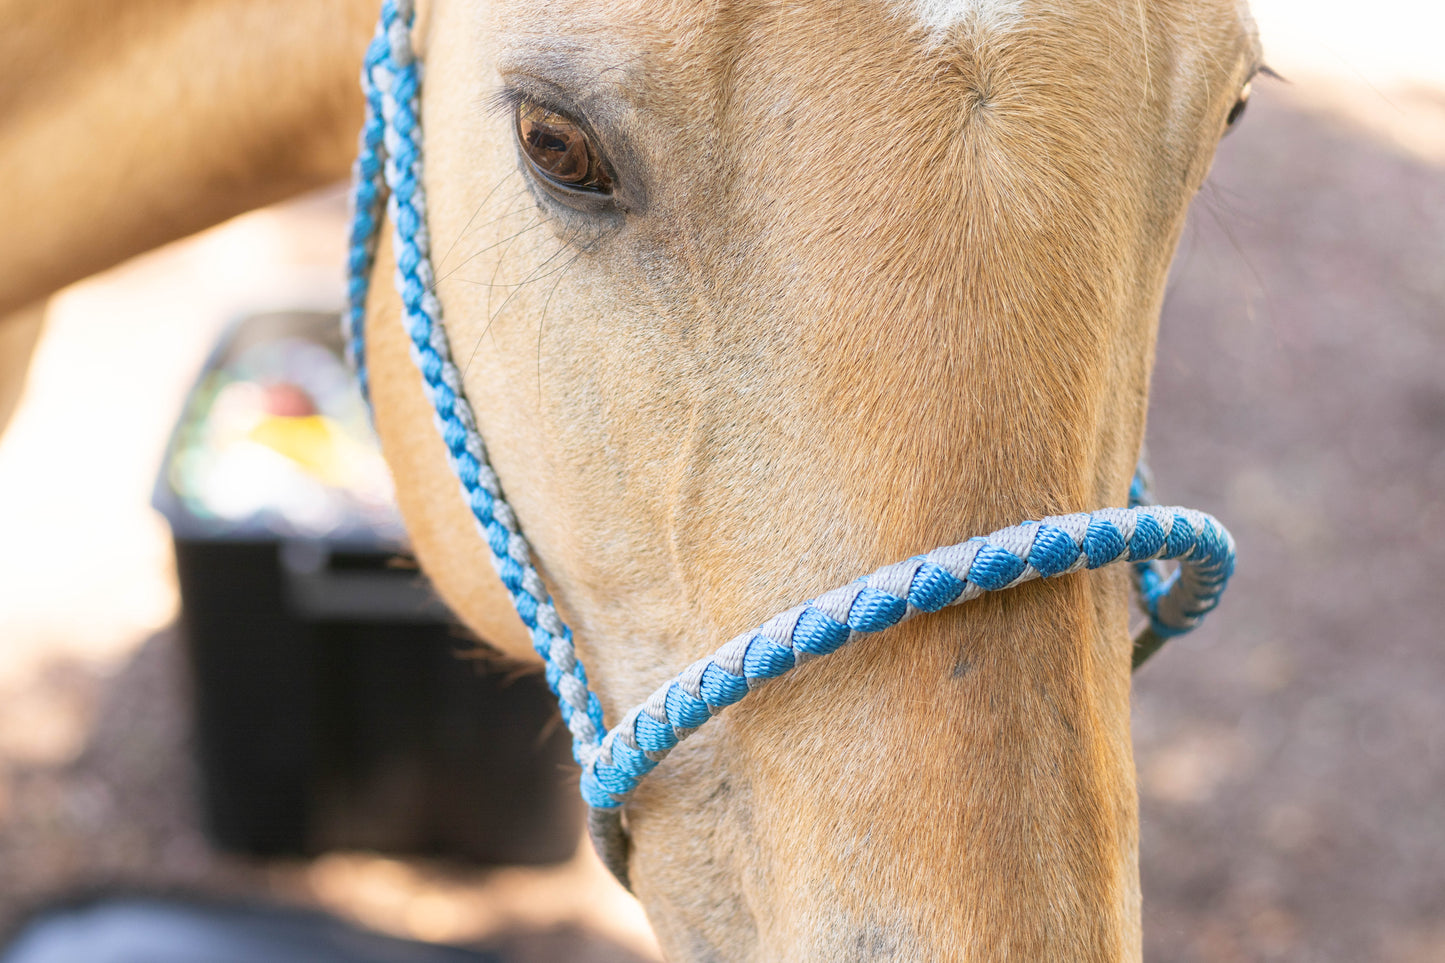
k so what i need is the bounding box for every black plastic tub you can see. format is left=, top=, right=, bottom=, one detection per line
left=153, top=310, right=578, bottom=865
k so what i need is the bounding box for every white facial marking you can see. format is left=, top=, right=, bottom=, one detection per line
left=898, top=0, right=1029, bottom=35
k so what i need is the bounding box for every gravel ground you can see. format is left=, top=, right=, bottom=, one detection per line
left=0, top=78, right=1441, bottom=962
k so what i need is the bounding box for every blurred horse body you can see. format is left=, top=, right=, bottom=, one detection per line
left=0, top=1, right=1260, bottom=959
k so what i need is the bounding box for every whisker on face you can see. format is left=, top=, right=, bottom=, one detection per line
left=434, top=171, right=526, bottom=275
left=534, top=243, right=596, bottom=401
left=458, top=227, right=584, bottom=380
left=488, top=228, right=584, bottom=324
left=1196, top=182, right=1262, bottom=266
left=446, top=247, right=587, bottom=291
left=433, top=191, right=541, bottom=287
left=436, top=218, right=547, bottom=303
left=480, top=209, right=559, bottom=325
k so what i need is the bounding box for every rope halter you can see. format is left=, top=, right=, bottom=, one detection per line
left=345, top=0, right=1236, bottom=889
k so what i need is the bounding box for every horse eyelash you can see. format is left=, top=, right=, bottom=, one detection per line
left=483, top=86, right=528, bottom=119
left=483, top=85, right=584, bottom=126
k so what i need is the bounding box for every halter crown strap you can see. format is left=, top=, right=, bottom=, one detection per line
left=345, top=0, right=1236, bottom=889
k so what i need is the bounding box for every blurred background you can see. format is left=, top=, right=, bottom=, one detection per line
left=0, top=2, right=1440, bottom=961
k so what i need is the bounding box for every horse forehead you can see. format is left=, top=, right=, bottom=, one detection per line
left=488, top=0, right=1245, bottom=131
left=494, top=0, right=1054, bottom=70
left=499, top=0, right=1039, bottom=35
left=491, top=0, right=1235, bottom=59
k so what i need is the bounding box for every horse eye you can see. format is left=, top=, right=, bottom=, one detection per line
left=1224, top=81, right=1252, bottom=132
left=515, top=101, right=612, bottom=193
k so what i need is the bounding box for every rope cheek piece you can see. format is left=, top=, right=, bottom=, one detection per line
left=345, top=0, right=1237, bottom=892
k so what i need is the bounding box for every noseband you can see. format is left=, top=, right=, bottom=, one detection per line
left=345, top=0, right=1236, bottom=890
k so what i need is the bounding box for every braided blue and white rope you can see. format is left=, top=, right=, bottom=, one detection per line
left=344, top=0, right=1235, bottom=885
left=346, top=0, right=606, bottom=766
left=578, top=502, right=1232, bottom=809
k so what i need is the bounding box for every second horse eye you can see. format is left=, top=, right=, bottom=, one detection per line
left=516, top=101, right=612, bottom=193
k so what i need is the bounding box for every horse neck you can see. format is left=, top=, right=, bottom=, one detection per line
left=0, top=0, right=374, bottom=317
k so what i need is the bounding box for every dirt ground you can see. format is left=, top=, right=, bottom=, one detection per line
left=0, top=77, right=1441, bottom=961
left=1134, top=79, right=1445, bottom=961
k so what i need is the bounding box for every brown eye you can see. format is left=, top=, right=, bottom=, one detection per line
left=516, top=101, right=612, bottom=193
left=1225, top=81, right=1252, bottom=132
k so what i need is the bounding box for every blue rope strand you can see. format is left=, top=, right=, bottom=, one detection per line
left=345, top=0, right=605, bottom=765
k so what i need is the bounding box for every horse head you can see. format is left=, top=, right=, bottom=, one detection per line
left=362, top=0, right=1259, bottom=958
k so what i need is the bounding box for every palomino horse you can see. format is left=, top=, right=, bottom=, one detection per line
left=2, top=0, right=1260, bottom=958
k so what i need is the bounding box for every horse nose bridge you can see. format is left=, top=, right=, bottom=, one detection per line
left=707, top=613, right=974, bottom=920
left=678, top=574, right=1137, bottom=959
